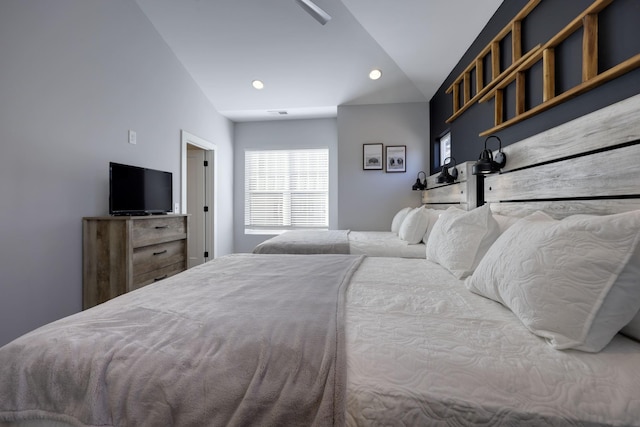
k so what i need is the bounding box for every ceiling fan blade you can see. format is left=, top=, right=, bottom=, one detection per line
left=295, top=0, right=332, bottom=25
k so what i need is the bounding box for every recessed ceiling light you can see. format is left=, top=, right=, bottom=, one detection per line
left=252, top=80, right=264, bottom=90
left=369, top=69, right=382, bottom=80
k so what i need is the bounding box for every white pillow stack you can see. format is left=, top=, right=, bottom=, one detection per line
left=391, top=207, right=412, bottom=234
left=465, top=210, right=640, bottom=352
left=425, top=204, right=500, bottom=279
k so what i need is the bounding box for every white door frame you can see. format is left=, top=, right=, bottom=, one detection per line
left=181, top=130, right=217, bottom=259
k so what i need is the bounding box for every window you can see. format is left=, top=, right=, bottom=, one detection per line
left=439, top=131, right=451, bottom=167
left=245, top=149, right=329, bottom=234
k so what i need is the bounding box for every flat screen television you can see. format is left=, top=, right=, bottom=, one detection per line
left=109, top=162, right=173, bottom=215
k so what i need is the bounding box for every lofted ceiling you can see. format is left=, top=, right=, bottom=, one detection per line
left=135, top=0, right=503, bottom=122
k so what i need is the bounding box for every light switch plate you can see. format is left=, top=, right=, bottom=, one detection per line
left=128, top=130, right=137, bottom=145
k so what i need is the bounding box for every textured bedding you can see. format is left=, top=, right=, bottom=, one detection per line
left=252, top=229, right=350, bottom=254
left=0, top=254, right=363, bottom=427
left=345, top=257, right=640, bottom=426
left=253, top=230, right=426, bottom=258
left=2, top=256, right=640, bottom=427
left=348, top=231, right=425, bottom=258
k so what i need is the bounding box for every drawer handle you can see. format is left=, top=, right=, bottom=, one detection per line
left=154, top=275, right=168, bottom=282
left=153, top=250, right=168, bottom=256
left=155, top=225, right=169, bottom=229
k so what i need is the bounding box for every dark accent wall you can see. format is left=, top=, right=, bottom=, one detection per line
left=430, top=0, right=640, bottom=174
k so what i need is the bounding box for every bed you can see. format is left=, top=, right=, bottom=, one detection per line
left=251, top=229, right=429, bottom=258
left=252, top=162, right=479, bottom=258
left=2, top=94, right=640, bottom=426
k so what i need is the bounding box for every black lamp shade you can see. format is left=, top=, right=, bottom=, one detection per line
left=436, top=169, right=452, bottom=183
left=436, top=157, right=458, bottom=184
left=472, top=150, right=495, bottom=175
left=473, top=136, right=507, bottom=175
left=412, top=171, right=427, bottom=190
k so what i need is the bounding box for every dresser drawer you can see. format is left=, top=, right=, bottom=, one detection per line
left=131, top=262, right=186, bottom=291
left=133, top=240, right=186, bottom=276
left=131, top=217, right=186, bottom=247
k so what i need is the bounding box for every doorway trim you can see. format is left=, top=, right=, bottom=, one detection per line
left=181, top=130, right=217, bottom=259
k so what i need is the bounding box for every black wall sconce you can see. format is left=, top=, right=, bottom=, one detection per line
left=436, top=157, right=458, bottom=184
left=472, top=135, right=507, bottom=175
left=412, top=171, right=427, bottom=190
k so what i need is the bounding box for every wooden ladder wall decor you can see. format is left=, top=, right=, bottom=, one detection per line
left=445, top=0, right=542, bottom=124
left=478, top=0, right=640, bottom=136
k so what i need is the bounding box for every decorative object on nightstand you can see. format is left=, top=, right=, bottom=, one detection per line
left=472, top=135, right=507, bottom=175
left=412, top=171, right=427, bottom=190
left=436, top=157, right=458, bottom=184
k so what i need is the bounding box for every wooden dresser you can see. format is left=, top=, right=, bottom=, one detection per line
left=82, top=215, right=189, bottom=309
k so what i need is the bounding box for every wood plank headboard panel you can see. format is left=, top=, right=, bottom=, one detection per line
left=485, top=93, right=640, bottom=218
left=421, top=161, right=479, bottom=211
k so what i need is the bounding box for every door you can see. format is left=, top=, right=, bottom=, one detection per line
left=187, top=146, right=207, bottom=268
left=181, top=130, right=216, bottom=265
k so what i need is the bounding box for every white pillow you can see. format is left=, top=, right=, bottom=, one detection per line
left=422, top=209, right=441, bottom=244
left=621, top=310, right=640, bottom=342
left=492, top=213, right=519, bottom=235
left=425, top=204, right=500, bottom=279
left=399, top=206, right=430, bottom=244
left=391, top=207, right=412, bottom=234
left=465, top=210, right=640, bottom=352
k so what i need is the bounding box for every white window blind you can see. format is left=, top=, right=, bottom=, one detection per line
left=245, top=149, right=328, bottom=233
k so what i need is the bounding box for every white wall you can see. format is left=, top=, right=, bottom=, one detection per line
left=337, top=103, right=429, bottom=230
left=233, top=118, right=338, bottom=253
left=0, top=0, right=234, bottom=346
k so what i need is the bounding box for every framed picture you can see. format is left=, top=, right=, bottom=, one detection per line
left=386, top=145, right=406, bottom=172
left=363, top=143, right=383, bottom=170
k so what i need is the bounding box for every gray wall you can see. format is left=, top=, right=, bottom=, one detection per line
left=233, top=119, right=338, bottom=253
left=0, top=0, right=234, bottom=346
left=337, top=103, right=429, bottom=231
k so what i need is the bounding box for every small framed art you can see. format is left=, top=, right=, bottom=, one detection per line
left=363, top=143, right=383, bottom=170
left=385, top=145, right=406, bottom=172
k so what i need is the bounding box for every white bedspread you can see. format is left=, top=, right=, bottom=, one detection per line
left=345, top=257, right=640, bottom=426
left=348, top=231, right=425, bottom=258
left=0, top=254, right=363, bottom=427
left=252, top=229, right=350, bottom=254
left=253, top=230, right=426, bottom=258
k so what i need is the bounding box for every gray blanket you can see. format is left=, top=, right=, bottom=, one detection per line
left=253, top=230, right=350, bottom=254
left=0, top=253, right=364, bottom=427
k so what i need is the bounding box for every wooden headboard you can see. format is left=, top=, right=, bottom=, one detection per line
left=484, top=93, right=640, bottom=218
left=421, top=161, right=480, bottom=211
